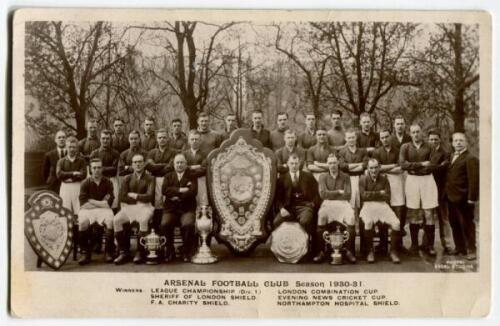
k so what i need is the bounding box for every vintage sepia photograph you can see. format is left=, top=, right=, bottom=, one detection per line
left=10, top=9, right=492, bottom=318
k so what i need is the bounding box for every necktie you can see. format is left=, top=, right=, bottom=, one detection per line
left=292, top=172, right=298, bottom=185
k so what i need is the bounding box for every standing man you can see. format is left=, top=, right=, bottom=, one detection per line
left=222, top=113, right=238, bottom=140
left=270, top=112, right=289, bottom=151
left=183, top=130, right=208, bottom=205
left=428, top=130, right=455, bottom=255
left=77, top=158, right=115, bottom=265
left=327, top=110, right=346, bottom=150
left=146, top=129, right=176, bottom=210
left=445, top=133, right=479, bottom=260
left=111, top=118, right=129, bottom=154
left=306, top=127, right=337, bottom=180
left=118, top=130, right=147, bottom=177
left=314, top=154, right=356, bottom=264
left=168, top=119, right=188, bottom=152
left=359, top=158, right=401, bottom=264
left=389, top=115, right=411, bottom=151
left=141, top=117, right=157, bottom=152
left=56, top=136, right=87, bottom=215
left=250, top=109, right=272, bottom=149
left=161, top=153, right=198, bottom=262
left=113, top=154, right=155, bottom=265
left=274, top=154, right=319, bottom=243
left=357, top=112, right=378, bottom=153
left=275, top=129, right=306, bottom=175
left=400, top=124, right=439, bottom=256
left=372, top=129, right=406, bottom=255
left=297, top=112, right=317, bottom=150
left=79, top=119, right=100, bottom=161
left=197, top=112, right=223, bottom=156
left=42, top=130, right=67, bottom=193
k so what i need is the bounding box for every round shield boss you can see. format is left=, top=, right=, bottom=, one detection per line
left=270, top=222, right=309, bottom=264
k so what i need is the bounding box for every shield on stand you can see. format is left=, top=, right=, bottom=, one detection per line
left=207, top=129, right=277, bottom=255
left=24, top=191, right=74, bottom=270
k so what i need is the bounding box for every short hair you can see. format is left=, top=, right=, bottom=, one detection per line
left=113, top=118, right=124, bottom=124
left=452, top=132, right=468, bottom=142
left=174, top=153, right=187, bottom=161
left=226, top=113, right=236, bottom=119
left=409, top=123, right=422, bottom=131
left=393, top=115, right=406, bottom=123
left=331, top=110, right=343, bottom=117
left=360, top=112, right=371, bottom=121
left=316, top=125, right=327, bottom=133
left=87, top=119, right=97, bottom=127
left=284, top=129, right=296, bottom=137
left=252, top=110, right=263, bottom=116
left=305, top=112, right=316, bottom=118
left=89, top=158, right=102, bottom=166
left=54, top=130, right=66, bottom=138
left=144, top=117, right=155, bottom=123
left=188, top=129, right=200, bottom=137
left=428, top=129, right=441, bottom=138
left=129, top=130, right=140, bottom=137
left=345, top=128, right=358, bottom=136
left=288, top=153, right=300, bottom=162
left=171, top=118, right=182, bottom=125
left=276, top=112, right=288, bottom=119
left=197, top=112, right=209, bottom=119
left=100, top=129, right=112, bottom=137
left=66, top=136, right=78, bottom=144
left=367, top=158, right=379, bottom=166
left=156, top=128, right=168, bottom=135
left=379, top=128, right=391, bottom=136
left=131, top=153, right=145, bottom=162
left=327, top=153, right=338, bottom=161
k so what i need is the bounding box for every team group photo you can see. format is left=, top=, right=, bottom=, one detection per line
left=22, top=18, right=481, bottom=273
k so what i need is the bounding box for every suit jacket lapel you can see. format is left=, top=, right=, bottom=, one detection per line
left=451, top=150, right=467, bottom=167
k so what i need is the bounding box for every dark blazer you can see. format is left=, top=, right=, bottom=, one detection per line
left=276, top=170, right=319, bottom=210
left=42, top=148, right=64, bottom=192
left=430, top=146, right=450, bottom=195
left=444, top=150, right=479, bottom=203
left=162, top=170, right=198, bottom=213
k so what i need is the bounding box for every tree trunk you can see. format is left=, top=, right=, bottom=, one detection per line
left=183, top=96, right=198, bottom=129
left=75, top=108, right=86, bottom=139
left=453, top=88, right=465, bottom=132
left=453, top=23, right=465, bottom=133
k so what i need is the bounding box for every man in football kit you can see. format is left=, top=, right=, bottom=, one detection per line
left=183, top=130, right=208, bottom=205
left=250, top=110, right=272, bottom=149
left=111, top=118, right=129, bottom=154
left=275, top=129, right=306, bottom=175
left=141, top=117, right=157, bottom=152
left=42, top=130, right=67, bottom=193
left=389, top=115, right=411, bottom=151
left=79, top=119, right=100, bottom=161
left=327, top=110, right=346, bottom=150
left=118, top=130, right=148, bottom=177
left=297, top=113, right=317, bottom=150
left=168, top=119, right=188, bottom=151
left=357, top=113, right=378, bottom=154
left=270, top=112, right=289, bottom=151
left=306, top=127, right=337, bottom=180
left=197, top=112, right=223, bottom=157
left=222, top=113, right=238, bottom=140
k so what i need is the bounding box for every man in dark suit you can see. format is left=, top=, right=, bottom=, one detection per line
left=445, top=132, right=479, bottom=260
left=161, top=153, right=198, bottom=262
left=250, top=109, right=272, bottom=149
left=42, top=130, right=67, bottom=193
left=274, top=154, right=319, bottom=238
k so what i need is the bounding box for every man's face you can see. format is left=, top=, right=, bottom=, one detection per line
left=305, top=115, right=316, bottom=129
left=114, top=121, right=124, bottom=134
left=316, top=130, right=327, bottom=144
left=198, top=117, right=209, bottom=131
left=225, top=115, right=237, bottom=131
left=100, top=133, right=111, bottom=148
left=394, top=118, right=406, bottom=134
left=331, top=113, right=341, bottom=128
left=132, top=155, right=145, bottom=173
left=284, top=133, right=296, bottom=147
left=452, top=134, right=467, bottom=152
left=287, top=157, right=300, bottom=173
left=144, top=120, right=154, bottom=133
left=252, top=113, right=263, bottom=128
left=90, top=162, right=103, bottom=179
left=129, top=133, right=140, bottom=148
left=189, top=133, right=201, bottom=149
left=380, top=131, right=390, bottom=147
left=55, top=131, right=66, bottom=148
left=345, top=132, right=357, bottom=146
left=157, top=132, right=168, bottom=147
left=172, top=122, right=182, bottom=134
left=410, top=126, right=422, bottom=142
left=277, top=114, right=288, bottom=130
left=88, top=123, right=98, bottom=137
left=66, top=141, right=77, bottom=156
left=174, top=155, right=187, bottom=173
left=327, top=157, right=339, bottom=174
left=428, top=134, right=441, bottom=148
left=368, top=160, right=380, bottom=178
left=360, top=116, right=371, bottom=132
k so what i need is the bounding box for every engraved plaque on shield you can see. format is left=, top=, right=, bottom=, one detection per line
left=207, top=129, right=277, bottom=255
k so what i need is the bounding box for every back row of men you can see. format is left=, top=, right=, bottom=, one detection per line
left=41, top=110, right=479, bottom=265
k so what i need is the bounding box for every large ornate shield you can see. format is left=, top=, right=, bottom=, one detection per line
left=24, top=191, right=74, bottom=270
left=207, top=129, right=277, bottom=255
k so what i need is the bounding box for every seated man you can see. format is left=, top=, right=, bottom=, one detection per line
left=113, top=154, right=155, bottom=265
left=359, top=159, right=401, bottom=264
left=77, top=158, right=114, bottom=265
left=314, top=154, right=356, bottom=264
left=161, top=153, right=198, bottom=262
left=274, top=154, right=318, bottom=243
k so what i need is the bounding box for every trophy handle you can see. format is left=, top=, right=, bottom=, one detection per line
left=343, top=231, right=349, bottom=242
left=159, top=236, right=167, bottom=247
left=139, top=237, right=146, bottom=247
left=322, top=231, right=330, bottom=242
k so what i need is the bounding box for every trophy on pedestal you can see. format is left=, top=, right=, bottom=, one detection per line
left=323, top=225, right=349, bottom=265
left=139, top=229, right=166, bottom=265
left=191, top=205, right=218, bottom=264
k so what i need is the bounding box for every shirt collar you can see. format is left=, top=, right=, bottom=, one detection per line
left=134, top=171, right=144, bottom=179
left=177, top=171, right=185, bottom=180
left=67, top=155, right=77, bottom=162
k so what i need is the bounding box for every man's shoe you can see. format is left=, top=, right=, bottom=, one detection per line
left=466, top=252, right=477, bottom=261
left=133, top=251, right=144, bottom=264
left=313, top=251, right=326, bottom=263
left=389, top=251, right=401, bottom=264
left=444, top=248, right=458, bottom=256
left=114, top=252, right=130, bottom=265
left=104, top=251, right=115, bottom=263
left=366, top=251, right=375, bottom=264
left=344, top=250, right=357, bottom=264
left=78, top=252, right=91, bottom=265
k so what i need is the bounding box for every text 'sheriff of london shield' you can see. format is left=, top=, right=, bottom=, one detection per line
left=207, top=129, right=277, bottom=255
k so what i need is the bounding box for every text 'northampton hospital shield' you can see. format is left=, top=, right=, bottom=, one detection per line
left=207, top=129, right=277, bottom=255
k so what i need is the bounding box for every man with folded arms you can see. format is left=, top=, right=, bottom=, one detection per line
left=359, top=158, right=401, bottom=264
left=313, top=154, right=356, bottom=264
left=118, top=130, right=147, bottom=177
left=77, top=158, right=114, bottom=265
left=183, top=130, right=208, bottom=205
left=275, top=129, right=306, bottom=175
left=113, top=154, right=155, bottom=265
left=307, top=127, right=337, bottom=181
